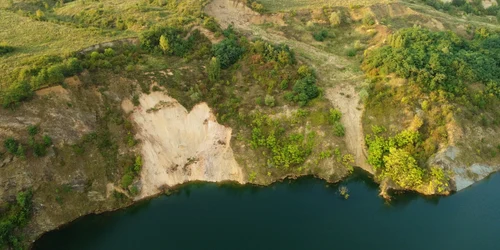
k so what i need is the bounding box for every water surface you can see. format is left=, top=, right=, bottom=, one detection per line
left=35, top=172, right=500, bottom=250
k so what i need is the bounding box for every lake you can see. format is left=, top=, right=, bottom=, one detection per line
left=34, top=171, right=500, bottom=250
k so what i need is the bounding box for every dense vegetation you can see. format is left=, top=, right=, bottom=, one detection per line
left=363, top=27, right=500, bottom=98
left=362, top=27, right=500, bottom=190
left=422, top=0, right=500, bottom=18
left=0, top=190, right=33, bottom=250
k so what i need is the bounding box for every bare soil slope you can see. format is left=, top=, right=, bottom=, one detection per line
left=123, top=91, right=245, bottom=198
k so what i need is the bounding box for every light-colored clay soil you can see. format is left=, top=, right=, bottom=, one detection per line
left=123, top=92, right=245, bottom=198
left=326, top=85, right=373, bottom=174
left=36, top=85, right=71, bottom=101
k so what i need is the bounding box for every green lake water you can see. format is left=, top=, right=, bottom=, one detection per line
left=34, top=172, right=500, bottom=250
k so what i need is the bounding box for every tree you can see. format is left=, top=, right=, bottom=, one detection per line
left=382, top=148, right=424, bottom=188
left=212, top=38, right=244, bottom=69
left=159, top=35, right=170, bottom=54
left=207, top=57, right=221, bottom=82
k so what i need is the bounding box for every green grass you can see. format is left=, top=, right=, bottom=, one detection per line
left=0, top=9, right=131, bottom=87
left=257, top=0, right=394, bottom=12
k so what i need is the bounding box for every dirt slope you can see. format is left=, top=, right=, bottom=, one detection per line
left=123, top=91, right=245, bottom=198
left=206, top=0, right=373, bottom=173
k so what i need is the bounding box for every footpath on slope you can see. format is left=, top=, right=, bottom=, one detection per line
left=205, top=0, right=374, bottom=174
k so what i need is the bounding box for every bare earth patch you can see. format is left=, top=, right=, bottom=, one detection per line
left=326, top=85, right=373, bottom=174
left=124, top=92, right=245, bottom=198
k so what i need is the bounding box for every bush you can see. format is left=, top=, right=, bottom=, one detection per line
left=207, top=57, right=221, bottom=82
left=292, top=76, right=320, bottom=105
left=333, top=122, right=345, bottom=137
left=140, top=26, right=194, bottom=56
left=1, top=81, right=33, bottom=108
left=27, top=125, right=38, bottom=136
left=203, top=17, right=220, bottom=32
left=212, top=38, right=244, bottom=69
left=121, top=173, right=134, bottom=188
left=43, top=135, right=52, bottom=146
left=4, top=138, right=19, bottom=155
left=313, top=29, right=329, bottom=42
left=264, top=94, right=275, bottom=107
left=346, top=48, right=357, bottom=57
left=362, top=15, right=375, bottom=26
left=0, top=190, right=33, bottom=249
left=329, top=12, right=342, bottom=27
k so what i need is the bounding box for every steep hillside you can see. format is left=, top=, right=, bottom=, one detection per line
left=1, top=0, right=500, bottom=249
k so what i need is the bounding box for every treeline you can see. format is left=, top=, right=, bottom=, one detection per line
left=363, top=27, right=500, bottom=100
left=422, top=0, right=500, bottom=18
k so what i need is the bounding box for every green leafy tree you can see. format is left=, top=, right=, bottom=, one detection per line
left=212, top=38, right=244, bottom=69
left=382, top=148, right=424, bottom=188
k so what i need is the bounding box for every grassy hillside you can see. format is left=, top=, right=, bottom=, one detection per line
left=0, top=10, right=130, bottom=86
left=256, top=0, right=394, bottom=12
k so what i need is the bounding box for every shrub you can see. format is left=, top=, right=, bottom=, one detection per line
left=346, top=48, right=357, bottom=57
left=121, top=173, right=134, bottom=188
left=4, top=138, right=19, bottom=154
left=362, top=15, right=375, bottom=26
left=207, top=57, right=221, bottom=82
left=292, top=76, right=320, bottom=105
left=329, top=12, right=342, bottom=27
left=280, top=79, right=289, bottom=90
left=33, top=142, right=47, bottom=157
left=1, top=81, right=33, bottom=108
left=27, top=125, right=38, bottom=136
left=132, top=94, right=140, bottom=106
left=313, top=29, right=328, bottom=42
left=104, top=48, right=115, bottom=57
left=203, top=17, right=220, bottom=32
left=212, top=38, right=244, bottom=69
left=333, top=122, right=345, bottom=137
left=0, top=190, right=33, bottom=249
left=140, top=26, right=194, bottom=56
left=43, top=135, right=52, bottom=147
left=264, top=94, right=275, bottom=107
left=329, top=108, right=342, bottom=123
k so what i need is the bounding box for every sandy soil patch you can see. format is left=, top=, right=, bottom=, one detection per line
left=36, top=85, right=70, bottom=101
left=125, top=92, right=245, bottom=198
left=326, top=85, right=373, bottom=174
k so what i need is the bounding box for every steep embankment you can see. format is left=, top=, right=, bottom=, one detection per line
left=205, top=0, right=373, bottom=174
left=122, top=92, right=245, bottom=198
